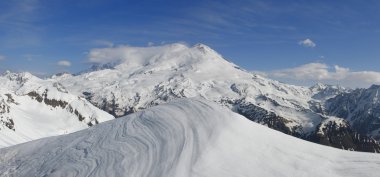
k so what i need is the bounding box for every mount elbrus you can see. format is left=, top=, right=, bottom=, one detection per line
left=1, top=43, right=380, bottom=152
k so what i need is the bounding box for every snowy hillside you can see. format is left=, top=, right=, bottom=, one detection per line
left=0, top=72, right=114, bottom=147
left=52, top=43, right=378, bottom=152
left=0, top=98, right=379, bottom=177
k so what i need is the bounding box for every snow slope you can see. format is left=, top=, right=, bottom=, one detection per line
left=0, top=72, right=114, bottom=148
left=0, top=98, right=379, bottom=177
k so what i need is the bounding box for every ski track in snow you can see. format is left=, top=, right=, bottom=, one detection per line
left=1, top=98, right=379, bottom=177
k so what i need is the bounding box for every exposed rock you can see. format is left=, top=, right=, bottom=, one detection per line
left=307, top=119, right=380, bottom=153
left=28, top=90, right=68, bottom=108
left=325, top=85, right=380, bottom=140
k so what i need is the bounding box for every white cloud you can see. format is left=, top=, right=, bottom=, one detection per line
left=298, top=39, right=316, bottom=48
left=0, top=55, right=6, bottom=61
left=148, top=42, right=154, bottom=46
left=87, top=43, right=189, bottom=65
left=267, top=63, right=380, bottom=88
left=57, top=60, right=71, bottom=67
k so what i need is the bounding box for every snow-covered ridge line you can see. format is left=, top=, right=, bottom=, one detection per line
left=0, top=72, right=114, bottom=147
left=1, top=98, right=379, bottom=177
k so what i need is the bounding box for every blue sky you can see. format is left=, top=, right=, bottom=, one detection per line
left=1, top=0, right=380, bottom=87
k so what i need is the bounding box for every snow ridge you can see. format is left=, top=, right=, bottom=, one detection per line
left=0, top=98, right=379, bottom=177
left=0, top=72, right=114, bottom=147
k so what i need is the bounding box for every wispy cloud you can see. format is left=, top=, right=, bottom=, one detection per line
left=86, top=42, right=190, bottom=65
left=57, top=60, right=71, bottom=67
left=164, top=0, right=298, bottom=40
left=259, top=63, right=380, bottom=88
left=94, top=40, right=114, bottom=47
left=0, top=0, right=40, bottom=23
left=23, top=54, right=40, bottom=61
left=0, top=0, right=42, bottom=48
left=298, top=39, right=316, bottom=48
left=0, top=55, right=6, bottom=61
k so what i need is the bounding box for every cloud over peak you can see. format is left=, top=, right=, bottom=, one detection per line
left=266, top=62, right=380, bottom=88
left=87, top=43, right=190, bottom=65
left=298, top=39, right=316, bottom=48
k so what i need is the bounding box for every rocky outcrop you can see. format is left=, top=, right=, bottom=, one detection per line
left=28, top=90, right=68, bottom=109
left=307, top=119, right=380, bottom=152
left=233, top=100, right=303, bottom=137
left=27, top=90, right=100, bottom=127
left=0, top=95, right=15, bottom=131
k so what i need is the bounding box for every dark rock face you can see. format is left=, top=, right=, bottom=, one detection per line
left=0, top=96, right=15, bottom=131
left=27, top=90, right=98, bottom=127
left=98, top=97, right=132, bottom=118
left=233, top=100, right=303, bottom=137
left=307, top=120, right=380, bottom=153
left=325, top=85, right=380, bottom=140
left=229, top=98, right=380, bottom=152
left=5, top=94, right=16, bottom=104
left=82, top=91, right=132, bottom=118
left=28, top=90, right=68, bottom=108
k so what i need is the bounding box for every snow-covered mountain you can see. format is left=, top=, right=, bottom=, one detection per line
left=0, top=71, right=114, bottom=147
left=50, top=43, right=379, bottom=152
left=310, top=83, right=350, bottom=101
left=325, top=85, right=380, bottom=140
left=1, top=98, right=379, bottom=177
left=1, top=43, right=378, bottom=152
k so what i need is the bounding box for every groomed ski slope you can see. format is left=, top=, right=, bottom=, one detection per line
left=1, top=98, right=379, bottom=177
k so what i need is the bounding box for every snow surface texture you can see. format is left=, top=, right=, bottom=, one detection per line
left=54, top=43, right=333, bottom=134
left=0, top=72, right=114, bottom=148
left=0, top=98, right=379, bottom=177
